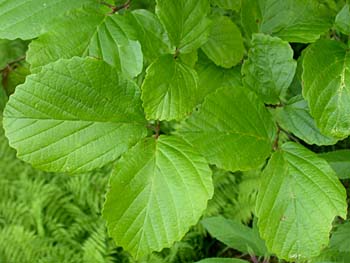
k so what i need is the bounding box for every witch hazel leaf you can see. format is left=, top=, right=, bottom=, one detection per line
left=256, top=142, right=347, bottom=261
left=27, top=7, right=143, bottom=78
left=155, top=0, right=212, bottom=54
left=103, top=135, right=213, bottom=259
left=178, top=85, right=276, bottom=172
left=3, top=57, right=147, bottom=173
left=141, top=55, right=199, bottom=121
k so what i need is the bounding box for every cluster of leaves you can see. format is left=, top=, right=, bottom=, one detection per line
left=1, top=0, right=350, bottom=262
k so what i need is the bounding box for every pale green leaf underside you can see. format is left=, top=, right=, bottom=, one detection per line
left=330, top=221, right=350, bottom=252
left=302, top=40, right=350, bottom=139
left=179, top=86, right=276, bottom=172
left=3, top=57, right=147, bottom=173
left=103, top=136, right=213, bottom=259
left=256, top=142, right=347, bottom=261
left=202, top=216, right=268, bottom=256
left=0, top=0, right=93, bottom=40
left=335, top=4, right=350, bottom=35
left=274, top=96, right=338, bottom=146
left=319, top=150, right=350, bottom=179
left=202, top=16, right=244, bottom=68
left=241, top=0, right=333, bottom=43
left=155, top=0, right=211, bottom=53
left=242, top=33, right=296, bottom=104
left=27, top=8, right=143, bottom=78
left=141, top=55, right=198, bottom=121
left=196, top=258, right=249, bottom=263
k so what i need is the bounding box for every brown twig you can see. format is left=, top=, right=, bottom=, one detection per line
left=273, top=124, right=281, bottom=151
left=101, top=0, right=131, bottom=14
left=154, top=121, right=160, bottom=139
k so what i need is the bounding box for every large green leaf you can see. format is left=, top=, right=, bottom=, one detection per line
left=27, top=8, right=143, bottom=77
left=179, top=86, right=276, bottom=172
left=242, top=34, right=296, bottom=104
left=302, top=40, right=350, bottom=139
left=3, top=57, right=147, bottom=173
left=0, top=0, right=93, bottom=40
left=256, top=142, right=347, bottom=261
left=103, top=135, right=213, bottom=258
left=274, top=96, right=338, bottom=146
left=319, top=150, right=350, bottom=179
left=126, top=9, right=172, bottom=61
left=201, top=16, right=244, bottom=68
left=330, top=221, right=350, bottom=252
left=241, top=0, right=334, bottom=43
left=335, top=4, right=350, bottom=35
left=202, top=216, right=268, bottom=256
left=141, top=55, right=198, bottom=121
left=155, top=0, right=211, bottom=53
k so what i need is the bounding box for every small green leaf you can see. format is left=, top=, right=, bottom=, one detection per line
left=196, top=258, right=250, bottom=263
left=179, top=86, right=276, bottom=172
left=256, top=142, right=347, bottom=261
left=274, top=96, right=338, bottom=146
left=27, top=8, right=143, bottom=78
left=195, top=53, right=241, bottom=103
left=202, top=216, right=268, bottom=256
left=0, top=0, right=93, bottom=40
left=241, top=0, right=334, bottom=43
left=335, top=4, right=350, bottom=35
left=319, top=150, right=350, bottom=179
left=3, top=57, right=147, bottom=173
left=103, top=135, right=213, bottom=259
left=141, top=55, right=198, bottom=121
left=242, top=34, right=296, bottom=104
left=126, top=9, right=172, bottom=61
left=302, top=40, right=350, bottom=139
left=330, top=221, right=350, bottom=252
left=210, top=0, right=241, bottom=11
left=202, top=16, right=244, bottom=68
left=155, top=0, right=211, bottom=53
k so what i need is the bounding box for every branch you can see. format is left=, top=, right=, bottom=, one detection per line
left=101, top=0, right=131, bottom=14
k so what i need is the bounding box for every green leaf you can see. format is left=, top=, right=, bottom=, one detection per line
left=201, top=16, right=244, bottom=68
left=27, top=8, right=143, bottom=77
left=241, top=0, right=334, bottom=43
left=195, top=53, right=241, bottom=103
left=319, top=150, right=350, bottom=179
left=141, top=55, right=198, bottom=121
left=5, top=63, right=31, bottom=95
left=210, top=0, right=241, bottom=11
left=202, top=216, right=268, bottom=256
left=242, top=34, right=296, bottom=104
left=3, top=57, right=147, bottom=173
left=0, top=39, right=27, bottom=69
left=302, top=40, right=350, bottom=139
left=274, top=96, right=338, bottom=146
left=330, top=221, right=350, bottom=252
left=196, top=258, right=250, bottom=263
left=256, top=142, right=347, bottom=261
left=155, top=0, right=211, bottom=53
left=179, top=86, right=276, bottom=172
left=103, top=135, right=213, bottom=258
left=0, top=0, right=93, bottom=40
left=126, top=9, right=172, bottom=61
left=335, top=4, right=350, bottom=35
